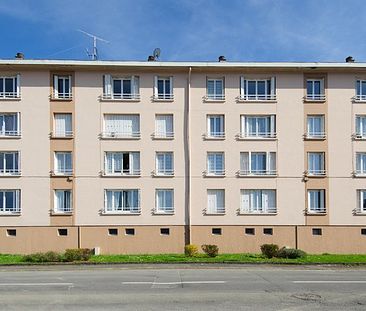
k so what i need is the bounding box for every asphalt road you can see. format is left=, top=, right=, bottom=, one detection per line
left=0, top=264, right=366, bottom=310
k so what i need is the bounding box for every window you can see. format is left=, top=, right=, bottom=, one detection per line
left=207, top=115, right=224, bottom=138
left=103, top=114, right=140, bottom=138
left=0, top=152, right=20, bottom=175
left=240, top=77, right=276, bottom=101
left=104, top=189, right=140, bottom=213
left=307, top=190, right=326, bottom=214
left=58, top=228, right=68, bottom=236
left=239, top=152, right=276, bottom=176
left=108, top=228, right=118, bottom=236
left=212, top=228, right=222, bottom=235
left=240, top=190, right=276, bottom=214
left=263, top=228, right=273, bottom=235
left=54, top=190, right=72, bottom=213
left=125, top=228, right=135, bottom=235
left=6, top=229, right=16, bottom=237
left=53, top=75, right=71, bottom=99
left=103, top=75, right=139, bottom=100
left=357, top=190, right=366, bottom=214
left=0, top=190, right=20, bottom=214
left=306, top=79, right=325, bottom=100
left=356, top=80, right=366, bottom=101
left=306, top=115, right=325, bottom=139
left=206, top=78, right=224, bottom=100
left=54, top=152, right=72, bottom=175
left=104, top=152, right=140, bottom=176
left=154, top=76, right=173, bottom=100
left=53, top=114, right=72, bottom=138
left=307, top=152, right=325, bottom=176
left=154, top=114, right=174, bottom=138
left=155, top=189, right=174, bottom=213
left=356, top=153, right=366, bottom=175
left=207, top=189, right=225, bottom=214
left=206, top=152, right=225, bottom=176
left=361, top=228, right=366, bottom=236
left=241, top=115, right=276, bottom=138
left=155, top=152, right=174, bottom=176
left=312, top=228, right=322, bottom=236
left=160, top=228, right=170, bottom=235
left=245, top=228, right=255, bottom=235
left=355, top=115, right=366, bottom=138
left=0, top=113, right=20, bottom=137
left=0, top=75, right=20, bottom=98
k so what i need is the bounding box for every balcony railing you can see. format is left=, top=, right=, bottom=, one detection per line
left=240, top=207, right=277, bottom=214
left=237, top=169, right=277, bottom=177
left=51, top=131, right=74, bottom=138
left=205, top=207, right=226, bottom=215
left=103, top=169, right=141, bottom=177
left=306, top=170, right=326, bottom=177
left=305, top=94, right=326, bottom=101
left=353, top=170, right=366, bottom=177
left=51, top=92, right=72, bottom=100
left=0, top=169, right=21, bottom=176
left=306, top=207, right=326, bottom=214
left=239, top=94, right=276, bottom=101
left=0, top=207, right=21, bottom=215
left=153, top=94, right=174, bottom=100
left=203, top=132, right=225, bottom=139
left=152, top=169, right=174, bottom=177
left=0, top=130, right=21, bottom=138
left=203, top=170, right=225, bottom=177
left=204, top=94, right=225, bottom=101
left=102, top=93, right=140, bottom=100
left=353, top=133, right=366, bottom=140
left=304, top=132, right=326, bottom=139
left=354, top=95, right=366, bottom=102
left=53, top=207, right=73, bottom=214
left=52, top=168, right=73, bottom=176
left=101, top=131, right=141, bottom=139
left=237, top=132, right=277, bottom=139
left=103, top=207, right=141, bottom=214
left=152, top=132, right=174, bottom=139
left=153, top=207, right=174, bottom=214
left=0, top=92, right=20, bottom=99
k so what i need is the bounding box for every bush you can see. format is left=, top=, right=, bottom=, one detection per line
left=184, top=244, right=198, bottom=257
left=277, top=247, right=307, bottom=259
left=260, top=244, right=279, bottom=258
left=64, top=248, right=92, bottom=262
left=23, top=251, right=62, bottom=263
left=201, top=244, right=219, bottom=257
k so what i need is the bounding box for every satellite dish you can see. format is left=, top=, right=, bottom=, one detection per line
left=153, top=48, right=161, bottom=60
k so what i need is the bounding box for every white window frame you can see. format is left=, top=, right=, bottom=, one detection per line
left=155, top=189, right=174, bottom=214
left=154, top=76, right=173, bottom=100
left=306, top=79, right=325, bottom=100
left=155, top=152, right=174, bottom=176
left=104, top=189, right=141, bottom=214
left=207, top=189, right=225, bottom=214
left=239, top=152, right=277, bottom=176
left=154, top=114, right=174, bottom=139
left=355, top=115, right=366, bottom=138
left=356, top=152, right=366, bottom=176
left=53, top=75, right=72, bottom=99
left=240, top=190, right=277, bottom=214
left=307, top=152, right=326, bottom=176
left=356, top=80, right=366, bottom=101
left=206, top=152, right=225, bottom=176
left=241, top=115, right=276, bottom=138
left=103, top=75, right=140, bottom=100
left=357, top=190, right=366, bottom=214
left=240, top=77, right=276, bottom=101
left=0, top=151, right=20, bottom=175
left=307, top=189, right=326, bottom=214
left=0, top=190, right=20, bottom=214
left=206, top=115, right=225, bottom=138
left=306, top=115, right=325, bottom=139
left=0, top=113, right=20, bottom=137
left=104, top=152, right=140, bottom=176
left=206, top=78, right=225, bottom=100
left=53, top=113, right=73, bottom=138
left=102, top=114, right=140, bottom=139
left=54, top=190, right=72, bottom=213
left=54, top=152, right=73, bottom=175
left=0, top=75, right=20, bottom=99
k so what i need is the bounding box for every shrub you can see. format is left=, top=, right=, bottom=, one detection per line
left=260, top=244, right=279, bottom=258
left=64, top=248, right=92, bottom=262
left=277, top=247, right=307, bottom=259
left=23, top=251, right=62, bottom=263
left=184, top=244, right=198, bottom=257
left=201, top=244, right=219, bottom=257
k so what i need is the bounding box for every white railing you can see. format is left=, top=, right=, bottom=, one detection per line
left=354, top=170, right=366, bottom=177
left=103, top=207, right=141, bottom=214
left=305, top=94, right=326, bottom=101
left=153, top=94, right=174, bottom=100
left=0, top=207, right=21, bottom=214
left=240, top=207, right=277, bottom=214
left=152, top=132, right=174, bottom=139
left=52, top=168, right=73, bottom=176
left=52, top=131, right=74, bottom=138
left=103, top=169, right=141, bottom=176
left=239, top=94, right=276, bottom=101
left=354, top=95, right=366, bottom=101
left=238, top=132, right=277, bottom=139
left=0, top=92, right=20, bottom=99
left=304, top=132, right=326, bottom=139
left=353, top=133, right=366, bottom=139
left=204, top=170, right=225, bottom=177
left=0, top=130, right=21, bottom=137
left=0, top=169, right=21, bottom=176
left=306, top=207, right=326, bottom=214
left=101, top=131, right=141, bottom=139
left=153, top=169, right=174, bottom=176
left=306, top=170, right=326, bottom=176
left=204, top=132, right=225, bottom=139
left=154, top=207, right=174, bottom=214
left=238, top=170, right=277, bottom=176
left=205, top=207, right=225, bottom=214
left=102, top=93, right=140, bottom=100
left=53, top=207, right=73, bottom=214
left=52, top=92, right=72, bottom=100
left=205, top=94, right=225, bottom=101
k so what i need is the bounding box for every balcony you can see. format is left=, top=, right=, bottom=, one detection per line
left=51, top=131, right=74, bottom=139
left=304, top=94, right=326, bottom=102
left=152, top=169, right=174, bottom=177
left=102, top=169, right=141, bottom=177
left=0, top=92, right=21, bottom=100
left=304, top=132, right=326, bottom=140
left=101, top=93, right=140, bottom=101
left=237, top=169, right=277, bottom=177
left=0, top=130, right=21, bottom=138
left=238, top=94, right=276, bottom=102
left=239, top=207, right=277, bottom=215
left=152, top=93, right=174, bottom=101
left=152, top=132, right=174, bottom=140
left=203, top=132, right=225, bottom=140
left=306, top=207, right=326, bottom=215
left=237, top=132, right=277, bottom=140
left=0, top=169, right=21, bottom=176
left=100, top=131, right=141, bottom=140
left=203, top=170, right=225, bottom=177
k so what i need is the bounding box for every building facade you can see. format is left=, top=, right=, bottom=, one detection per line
left=0, top=58, right=366, bottom=254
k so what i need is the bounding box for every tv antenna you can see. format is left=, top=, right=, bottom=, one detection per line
left=153, top=48, right=161, bottom=60
left=78, top=29, right=109, bottom=60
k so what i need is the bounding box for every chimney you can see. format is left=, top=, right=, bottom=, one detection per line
left=15, top=52, right=24, bottom=59
left=147, top=55, right=155, bottom=61
left=218, top=55, right=226, bottom=62
left=346, top=56, right=355, bottom=63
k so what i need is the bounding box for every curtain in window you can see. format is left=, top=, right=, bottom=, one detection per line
left=356, top=116, right=366, bottom=136
left=207, top=190, right=224, bottom=213
left=104, top=115, right=139, bottom=135
left=54, top=114, right=71, bottom=136
left=240, top=153, right=249, bottom=172
left=356, top=153, right=366, bottom=173
left=155, top=115, right=173, bottom=136
left=103, top=75, right=112, bottom=97
left=131, top=152, right=140, bottom=174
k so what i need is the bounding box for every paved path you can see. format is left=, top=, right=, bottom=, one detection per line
left=0, top=264, right=365, bottom=310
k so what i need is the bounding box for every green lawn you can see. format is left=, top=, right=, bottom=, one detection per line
left=1, top=253, right=366, bottom=265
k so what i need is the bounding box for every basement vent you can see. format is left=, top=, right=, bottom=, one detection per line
left=6, top=229, right=16, bottom=237
left=58, top=228, right=68, bottom=236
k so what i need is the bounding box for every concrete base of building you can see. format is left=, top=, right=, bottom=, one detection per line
left=0, top=225, right=366, bottom=255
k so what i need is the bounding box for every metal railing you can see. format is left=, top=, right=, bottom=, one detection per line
left=101, top=131, right=141, bottom=139
left=306, top=170, right=326, bottom=176
left=305, top=94, right=326, bottom=101
left=239, top=94, right=276, bottom=101
left=238, top=132, right=277, bottom=139
left=304, top=132, right=326, bottom=139
left=153, top=169, right=174, bottom=176
left=205, top=94, right=225, bottom=101
left=205, top=207, right=226, bottom=214
left=238, top=169, right=277, bottom=176
left=152, top=132, right=174, bottom=139
left=354, top=170, right=366, bottom=177
left=53, top=207, right=73, bottom=214
left=0, top=169, right=21, bottom=176
left=52, top=92, right=72, bottom=99
left=204, top=170, right=226, bottom=177
left=153, top=207, right=174, bottom=214
left=240, top=207, right=277, bottom=214
left=103, top=207, right=141, bottom=214
left=0, top=130, right=21, bottom=137
left=354, top=207, right=366, bottom=215
left=306, top=207, right=326, bottom=214
left=0, top=92, right=20, bottom=99
left=354, top=95, right=366, bottom=101
left=103, top=169, right=141, bottom=176
left=204, top=132, right=225, bottom=139
left=52, top=168, right=73, bottom=176
left=102, top=93, right=140, bottom=100
left=0, top=207, right=21, bottom=214
left=153, top=94, right=174, bottom=100
left=353, top=133, right=366, bottom=139
left=52, top=131, right=74, bottom=138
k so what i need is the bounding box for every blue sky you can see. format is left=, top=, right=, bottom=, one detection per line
left=0, top=0, right=364, bottom=62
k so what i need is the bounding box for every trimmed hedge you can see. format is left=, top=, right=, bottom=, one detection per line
left=201, top=244, right=219, bottom=257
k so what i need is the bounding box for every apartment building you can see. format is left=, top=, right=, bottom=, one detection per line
left=1, top=57, right=366, bottom=254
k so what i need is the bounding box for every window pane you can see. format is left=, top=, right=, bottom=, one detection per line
left=5, top=191, right=14, bottom=211
left=307, top=81, right=313, bottom=95
left=314, top=80, right=321, bottom=95
left=257, top=81, right=265, bottom=95
left=157, top=80, right=164, bottom=94
left=113, top=80, right=121, bottom=94
left=362, top=81, right=366, bottom=96
left=123, top=80, right=131, bottom=94
left=248, top=81, right=256, bottom=95
left=5, top=78, right=14, bottom=93
left=207, top=80, right=214, bottom=95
